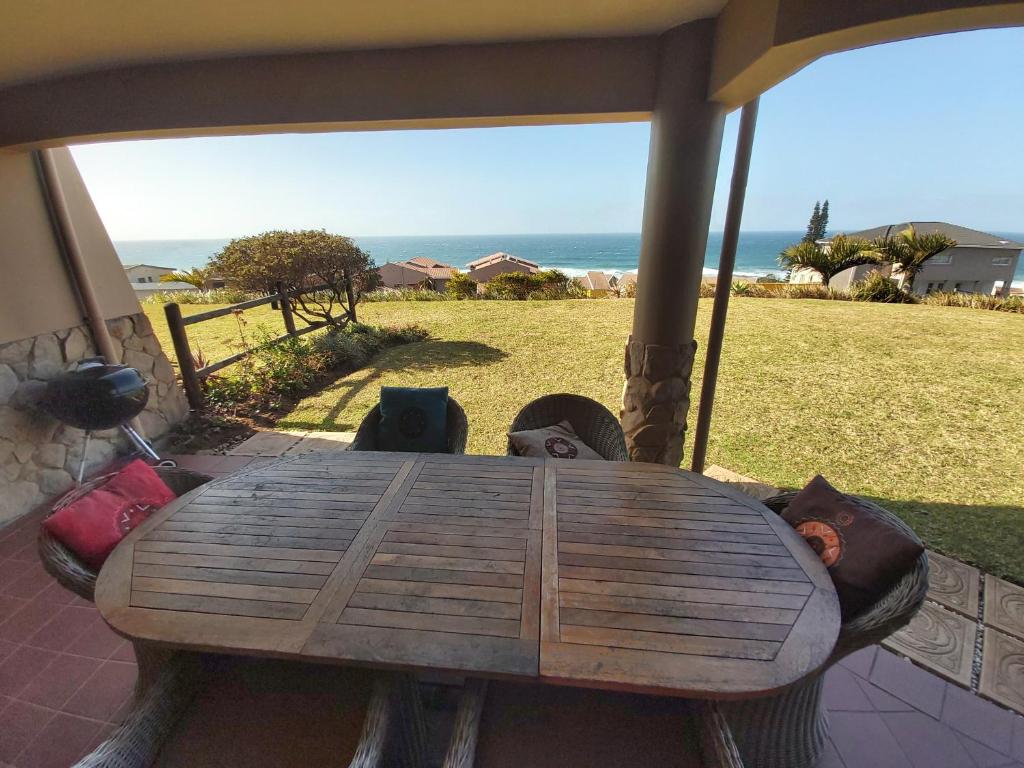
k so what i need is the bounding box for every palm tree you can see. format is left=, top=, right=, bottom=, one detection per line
left=778, top=234, right=880, bottom=286
left=872, top=226, right=957, bottom=291
left=160, top=267, right=209, bottom=289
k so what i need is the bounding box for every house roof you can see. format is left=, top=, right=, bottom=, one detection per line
left=838, top=222, right=1024, bottom=250
left=466, top=252, right=540, bottom=271
left=580, top=271, right=612, bottom=291
left=0, top=1, right=724, bottom=89
left=618, top=271, right=638, bottom=286
left=424, top=267, right=456, bottom=279
left=123, top=263, right=176, bottom=271
left=405, top=256, right=453, bottom=269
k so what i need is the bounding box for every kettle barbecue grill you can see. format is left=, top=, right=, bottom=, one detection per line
left=39, top=358, right=162, bottom=481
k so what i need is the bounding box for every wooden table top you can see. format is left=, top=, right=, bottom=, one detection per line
left=96, top=452, right=839, bottom=698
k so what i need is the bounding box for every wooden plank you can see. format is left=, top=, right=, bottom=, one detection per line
left=188, top=498, right=374, bottom=514
left=540, top=461, right=559, bottom=643
left=386, top=512, right=529, bottom=530
left=132, top=576, right=317, bottom=604
left=559, top=590, right=801, bottom=624
left=560, top=606, right=791, bottom=641
left=556, top=496, right=759, bottom=515
left=377, top=542, right=526, bottom=562
left=559, top=624, right=780, bottom=661
left=556, top=504, right=770, bottom=524
left=557, top=565, right=813, bottom=596
left=171, top=512, right=366, bottom=530
left=370, top=553, right=525, bottom=575
left=133, top=549, right=336, bottom=575
left=408, top=489, right=532, bottom=504
left=383, top=530, right=527, bottom=549
left=558, top=512, right=770, bottom=533
left=558, top=529, right=788, bottom=557
left=557, top=541, right=801, bottom=568
left=133, top=562, right=327, bottom=589
left=348, top=592, right=521, bottom=620
left=161, top=520, right=360, bottom=540
left=556, top=489, right=760, bottom=509
left=395, top=503, right=529, bottom=519
left=199, top=488, right=382, bottom=503
left=362, top=565, right=523, bottom=589
left=558, top=578, right=808, bottom=609
left=146, top=530, right=354, bottom=551
left=130, top=590, right=309, bottom=620
left=338, top=607, right=520, bottom=638
left=414, top=481, right=533, bottom=493
left=135, top=540, right=342, bottom=563
left=521, top=528, right=542, bottom=641
left=356, top=578, right=523, bottom=604
left=558, top=552, right=808, bottom=582
left=557, top=520, right=779, bottom=544
left=216, top=480, right=392, bottom=493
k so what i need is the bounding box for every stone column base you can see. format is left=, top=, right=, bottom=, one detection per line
left=620, top=336, right=697, bottom=466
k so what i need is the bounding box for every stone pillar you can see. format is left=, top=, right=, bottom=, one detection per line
left=623, top=20, right=725, bottom=466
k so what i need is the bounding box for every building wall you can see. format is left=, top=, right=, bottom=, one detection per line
left=829, top=263, right=891, bottom=292
left=125, top=265, right=174, bottom=283
left=469, top=261, right=536, bottom=283
left=378, top=263, right=426, bottom=289
left=910, top=246, right=1021, bottom=295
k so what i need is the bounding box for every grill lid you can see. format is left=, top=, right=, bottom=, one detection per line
left=40, top=358, right=149, bottom=430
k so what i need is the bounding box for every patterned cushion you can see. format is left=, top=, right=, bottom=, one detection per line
left=377, top=386, right=449, bottom=453
left=508, top=420, right=604, bottom=461
left=782, top=475, right=923, bottom=620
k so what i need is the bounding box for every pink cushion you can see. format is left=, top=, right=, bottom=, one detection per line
left=43, top=460, right=176, bottom=569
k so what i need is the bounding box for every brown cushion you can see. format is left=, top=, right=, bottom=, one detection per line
left=782, top=475, right=923, bottom=620
left=474, top=681, right=705, bottom=768
left=508, top=420, right=604, bottom=460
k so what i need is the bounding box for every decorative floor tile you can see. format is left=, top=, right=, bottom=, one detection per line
left=979, top=629, right=1024, bottom=715
left=883, top=601, right=977, bottom=687
left=927, top=551, right=980, bottom=618
left=227, top=430, right=308, bottom=456
left=984, top=576, right=1024, bottom=642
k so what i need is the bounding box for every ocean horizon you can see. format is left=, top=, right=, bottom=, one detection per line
left=114, top=231, right=1024, bottom=286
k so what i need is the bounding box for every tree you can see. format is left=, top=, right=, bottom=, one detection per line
left=803, top=202, right=821, bottom=243
left=446, top=272, right=477, bottom=299
left=819, top=200, right=830, bottom=238
left=210, top=230, right=375, bottom=326
left=160, top=267, right=209, bottom=288
left=778, top=234, right=880, bottom=286
left=871, top=226, right=957, bottom=291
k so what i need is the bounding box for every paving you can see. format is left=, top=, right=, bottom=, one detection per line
left=0, top=455, right=1020, bottom=766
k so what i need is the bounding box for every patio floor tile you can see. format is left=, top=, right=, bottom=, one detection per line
left=927, top=551, right=981, bottom=618
left=285, top=432, right=355, bottom=453
left=15, top=711, right=104, bottom=768
left=0, top=645, right=58, bottom=698
left=883, top=601, right=977, bottom=687
left=63, top=659, right=137, bottom=722
left=1013, top=717, right=1024, bottom=762
left=870, top=648, right=949, bottom=718
left=66, top=614, right=126, bottom=659
left=0, top=699, right=52, bottom=764
left=816, top=739, right=847, bottom=768
left=838, top=644, right=878, bottom=679
left=0, top=599, right=62, bottom=644
left=829, top=711, right=913, bottom=768
left=857, top=677, right=916, bottom=712
left=227, top=430, right=307, bottom=456
left=883, top=711, right=977, bottom=768
left=958, top=732, right=1020, bottom=767
left=18, top=652, right=101, bottom=709
left=824, top=665, right=874, bottom=711
left=979, top=629, right=1024, bottom=714
left=941, top=682, right=1016, bottom=754
left=25, top=604, right=97, bottom=652
left=985, top=576, right=1024, bottom=642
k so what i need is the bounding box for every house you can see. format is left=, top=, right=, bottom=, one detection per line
left=577, top=270, right=614, bottom=297
left=124, top=263, right=175, bottom=284
left=131, top=280, right=199, bottom=298
left=806, top=223, right=1023, bottom=295
left=377, top=257, right=458, bottom=292
left=466, top=252, right=540, bottom=283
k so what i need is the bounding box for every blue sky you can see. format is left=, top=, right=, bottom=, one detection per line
left=71, top=27, right=1024, bottom=240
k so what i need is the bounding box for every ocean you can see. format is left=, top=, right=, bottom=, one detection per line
left=113, top=232, right=1024, bottom=285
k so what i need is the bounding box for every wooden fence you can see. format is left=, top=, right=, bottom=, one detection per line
left=164, top=282, right=331, bottom=409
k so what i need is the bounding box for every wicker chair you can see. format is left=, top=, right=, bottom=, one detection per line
left=441, top=679, right=744, bottom=768
left=719, top=493, right=930, bottom=768
left=350, top=397, right=469, bottom=454
left=506, top=394, right=628, bottom=461
left=38, top=465, right=213, bottom=602
left=74, top=653, right=428, bottom=768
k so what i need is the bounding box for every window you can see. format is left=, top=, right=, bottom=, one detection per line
left=993, top=256, right=1013, bottom=266
left=929, top=252, right=952, bottom=264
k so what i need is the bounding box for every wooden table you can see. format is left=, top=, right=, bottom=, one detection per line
left=97, top=452, right=839, bottom=698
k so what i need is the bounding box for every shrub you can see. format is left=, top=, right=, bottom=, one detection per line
left=141, top=288, right=261, bottom=305
left=362, top=288, right=451, bottom=302
left=446, top=273, right=478, bottom=299
left=850, top=273, right=917, bottom=303
left=921, top=291, right=1024, bottom=313
left=731, top=281, right=753, bottom=296
left=482, top=272, right=536, bottom=300
left=699, top=282, right=716, bottom=298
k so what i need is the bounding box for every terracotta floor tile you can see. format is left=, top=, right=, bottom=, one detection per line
left=0, top=564, right=52, bottom=600
left=0, top=699, right=53, bottom=764
left=0, top=645, right=58, bottom=698
left=18, top=652, right=102, bottom=709
left=35, top=581, right=80, bottom=606
left=25, top=605, right=97, bottom=652
left=15, top=711, right=103, bottom=768
left=829, top=711, right=913, bottom=768
left=110, top=641, right=135, bottom=663
left=941, top=683, right=1016, bottom=755
left=883, top=711, right=977, bottom=768
left=0, top=599, right=62, bottom=644
left=63, top=660, right=137, bottom=722
left=7, top=542, right=41, bottom=563
left=0, top=561, right=26, bottom=587
left=65, top=615, right=125, bottom=659
left=871, top=648, right=949, bottom=718
left=0, top=640, right=16, bottom=664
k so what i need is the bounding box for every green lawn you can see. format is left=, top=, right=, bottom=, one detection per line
left=144, top=298, right=1024, bottom=583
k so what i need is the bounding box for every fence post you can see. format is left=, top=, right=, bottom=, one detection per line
left=344, top=271, right=358, bottom=323
left=277, top=281, right=296, bottom=336
left=164, top=302, right=203, bottom=409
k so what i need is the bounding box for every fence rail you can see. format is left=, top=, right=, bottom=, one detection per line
left=164, top=282, right=332, bottom=409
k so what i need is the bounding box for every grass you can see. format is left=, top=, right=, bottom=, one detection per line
left=144, top=298, right=1024, bottom=583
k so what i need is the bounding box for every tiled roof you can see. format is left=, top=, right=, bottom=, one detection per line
left=466, top=252, right=540, bottom=270
left=837, top=222, right=1024, bottom=249
left=406, top=256, right=453, bottom=269
left=580, top=270, right=612, bottom=290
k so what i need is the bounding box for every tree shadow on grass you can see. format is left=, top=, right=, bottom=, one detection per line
left=279, top=340, right=508, bottom=431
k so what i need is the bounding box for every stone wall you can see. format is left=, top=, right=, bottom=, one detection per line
left=0, top=312, right=188, bottom=525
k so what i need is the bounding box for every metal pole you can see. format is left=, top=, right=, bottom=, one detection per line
left=691, top=98, right=760, bottom=473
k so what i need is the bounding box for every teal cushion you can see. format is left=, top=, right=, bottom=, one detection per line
left=378, top=386, right=449, bottom=453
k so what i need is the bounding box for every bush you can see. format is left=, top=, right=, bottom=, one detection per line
left=851, top=273, right=918, bottom=303
left=731, top=281, right=753, bottom=296
left=482, top=270, right=576, bottom=300
left=362, top=288, right=451, bottom=302
left=141, top=288, right=261, bottom=305
left=921, top=291, right=1024, bottom=313
left=446, top=273, right=478, bottom=299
